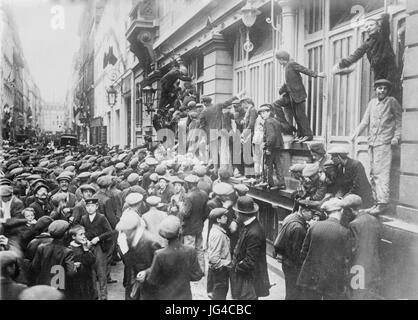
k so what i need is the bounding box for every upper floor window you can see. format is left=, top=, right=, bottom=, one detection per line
left=305, top=0, right=324, bottom=34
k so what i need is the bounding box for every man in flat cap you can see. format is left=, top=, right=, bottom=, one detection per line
left=297, top=198, right=351, bottom=300
left=29, top=220, right=76, bottom=297
left=54, top=174, right=77, bottom=220
left=351, top=79, right=402, bottom=215
left=116, top=209, right=161, bottom=300
left=142, top=158, right=158, bottom=190
left=156, top=175, right=174, bottom=211
left=136, top=215, right=204, bottom=300
left=71, top=184, right=96, bottom=226
left=29, top=184, right=53, bottom=220
left=180, top=174, right=208, bottom=273
left=80, top=198, right=115, bottom=300
left=344, top=194, right=382, bottom=300
left=0, top=185, right=24, bottom=222
left=328, top=145, right=374, bottom=210
left=207, top=208, right=232, bottom=300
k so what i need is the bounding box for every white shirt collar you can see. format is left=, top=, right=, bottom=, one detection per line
left=89, top=213, right=96, bottom=222
left=243, top=216, right=256, bottom=226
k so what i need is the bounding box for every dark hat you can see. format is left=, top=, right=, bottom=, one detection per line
left=33, top=183, right=49, bottom=194
left=308, top=142, right=326, bottom=156
left=44, top=220, right=68, bottom=238
left=85, top=198, right=98, bottom=205
left=374, top=79, right=392, bottom=88
left=209, top=208, right=228, bottom=221
left=233, top=196, right=259, bottom=215
left=79, top=184, right=96, bottom=194
left=34, top=216, right=54, bottom=233
left=3, top=218, right=27, bottom=233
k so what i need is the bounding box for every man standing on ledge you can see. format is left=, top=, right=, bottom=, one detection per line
left=351, top=79, right=402, bottom=215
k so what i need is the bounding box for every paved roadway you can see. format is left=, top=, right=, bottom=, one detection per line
left=108, top=221, right=286, bottom=300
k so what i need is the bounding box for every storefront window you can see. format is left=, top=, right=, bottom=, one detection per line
left=305, top=0, right=324, bottom=34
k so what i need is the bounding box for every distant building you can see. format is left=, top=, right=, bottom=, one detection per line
left=39, top=103, right=66, bottom=133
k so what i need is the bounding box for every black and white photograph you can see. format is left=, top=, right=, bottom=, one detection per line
left=0, top=0, right=417, bottom=305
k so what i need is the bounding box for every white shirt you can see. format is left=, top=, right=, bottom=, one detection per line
left=88, top=213, right=96, bottom=223
left=0, top=197, right=13, bottom=221
left=243, top=216, right=256, bottom=226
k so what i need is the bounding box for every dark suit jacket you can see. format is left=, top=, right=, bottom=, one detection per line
left=335, top=158, right=374, bottom=209
left=349, top=212, right=381, bottom=290
left=145, top=239, right=203, bottom=300
left=279, top=61, right=318, bottom=103
left=180, top=187, right=208, bottom=235
left=263, top=117, right=284, bottom=150
left=297, top=217, right=351, bottom=296
left=80, top=213, right=114, bottom=252
left=231, top=218, right=270, bottom=299
left=199, top=97, right=237, bottom=141
left=10, top=197, right=25, bottom=218
left=94, top=190, right=119, bottom=229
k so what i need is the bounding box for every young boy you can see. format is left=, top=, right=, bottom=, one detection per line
left=275, top=50, right=326, bottom=142
left=80, top=198, right=114, bottom=300
left=23, top=208, right=37, bottom=228
left=207, top=208, right=232, bottom=300
left=67, top=225, right=96, bottom=300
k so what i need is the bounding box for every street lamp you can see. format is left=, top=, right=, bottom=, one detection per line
left=240, top=1, right=260, bottom=95
left=107, top=85, right=117, bottom=107
left=141, top=85, right=156, bottom=114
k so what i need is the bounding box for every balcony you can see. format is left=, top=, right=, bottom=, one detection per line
left=125, top=0, right=159, bottom=69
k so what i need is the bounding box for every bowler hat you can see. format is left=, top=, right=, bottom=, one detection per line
left=233, top=196, right=259, bottom=215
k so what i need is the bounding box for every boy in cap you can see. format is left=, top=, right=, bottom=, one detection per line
left=297, top=198, right=351, bottom=300
left=136, top=215, right=203, bottom=300
left=29, top=220, right=76, bottom=297
left=67, top=225, right=96, bottom=300
left=207, top=208, right=232, bottom=300
left=80, top=198, right=115, bottom=300
left=71, top=184, right=96, bottom=226
left=167, top=177, right=186, bottom=216
left=274, top=50, right=326, bottom=142
left=350, top=78, right=402, bottom=215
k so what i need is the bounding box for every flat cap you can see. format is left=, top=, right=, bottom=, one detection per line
left=79, top=163, right=92, bottom=172
left=218, top=167, right=231, bottom=180
left=158, top=175, right=171, bottom=182
left=57, top=173, right=72, bottom=182
left=139, top=163, right=150, bottom=171
left=116, top=209, right=141, bottom=232
left=149, top=173, right=159, bottom=182
left=102, top=166, right=115, bottom=176
left=97, top=175, right=113, bottom=188
left=308, top=142, right=326, bottom=156
left=213, top=182, right=234, bottom=196
left=129, top=157, right=139, bottom=168
left=321, top=198, right=344, bottom=212
left=158, top=215, right=181, bottom=239
left=0, top=185, right=13, bottom=197
left=155, top=164, right=167, bottom=175
left=342, top=194, right=363, bottom=209
left=146, top=195, right=161, bottom=206
left=374, top=79, right=392, bottom=88
left=115, top=162, right=126, bottom=170
left=48, top=220, right=70, bottom=238
left=258, top=104, right=271, bottom=114
left=170, top=176, right=184, bottom=185
left=145, top=158, right=158, bottom=166
left=125, top=192, right=144, bottom=206
left=193, top=165, right=207, bottom=177
left=234, top=184, right=249, bottom=195
left=85, top=198, right=99, bottom=205
left=33, top=184, right=49, bottom=194
left=127, top=173, right=140, bottom=184
left=90, top=171, right=106, bottom=182
left=79, top=184, right=96, bottom=194
left=209, top=207, right=228, bottom=221
left=289, top=163, right=306, bottom=172
left=302, top=163, right=319, bottom=177
left=77, top=172, right=91, bottom=180
left=184, top=174, right=199, bottom=184
left=327, top=145, right=349, bottom=155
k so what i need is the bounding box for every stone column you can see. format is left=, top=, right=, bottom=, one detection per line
left=200, top=33, right=233, bottom=104
left=278, top=0, right=297, bottom=57
left=397, top=0, right=418, bottom=224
